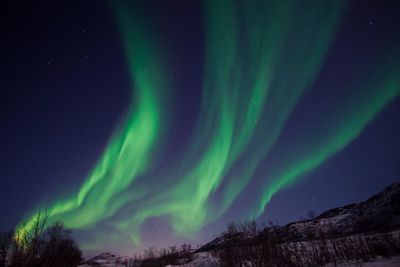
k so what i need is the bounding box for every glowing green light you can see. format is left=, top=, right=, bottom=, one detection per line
left=17, top=0, right=399, bottom=251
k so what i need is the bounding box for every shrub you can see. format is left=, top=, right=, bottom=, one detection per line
left=1, top=212, right=82, bottom=267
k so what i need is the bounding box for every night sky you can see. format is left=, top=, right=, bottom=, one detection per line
left=1, top=0, right=400, bottom=254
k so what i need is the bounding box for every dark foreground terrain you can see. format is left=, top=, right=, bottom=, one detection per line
left=79, top=181, right=400, bottom=267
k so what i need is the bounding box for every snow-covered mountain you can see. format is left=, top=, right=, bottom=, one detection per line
left=79, top=253, right=128, bottom=267
left=198, top=181, right=400, bottom=252
left=79, top=181, right=400, bottom=266
left=278, top=181, right=400, bottom=239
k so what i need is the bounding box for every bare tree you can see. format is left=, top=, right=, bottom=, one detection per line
left=40, top=222, right=82, bottom=267
left=10, top=211, right=48, bottom=267
left=0, top=231, right=13, bottom=267
left=7, top=212, right=81, bottom=267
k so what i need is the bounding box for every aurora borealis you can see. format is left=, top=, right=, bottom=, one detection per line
left=2, top=0, right=400, bottom=253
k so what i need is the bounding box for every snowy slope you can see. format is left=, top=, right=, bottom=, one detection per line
left=80, top=181, right=400, bottom=266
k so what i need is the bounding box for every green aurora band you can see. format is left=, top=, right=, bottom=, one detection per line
left=17, top=0, right=400, bottom=249
left=16, top=0, right=168, bottom=243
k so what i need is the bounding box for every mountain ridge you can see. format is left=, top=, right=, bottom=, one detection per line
left=197, top=180, right=400, bottom=252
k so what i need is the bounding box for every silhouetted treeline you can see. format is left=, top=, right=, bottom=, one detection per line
left=126, top=218, right=400, bottom=267
left=0, top=212, right=82, bottom=267
left=211, top=220, right=400, bottom=267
